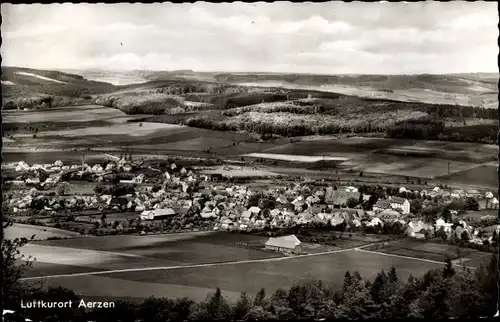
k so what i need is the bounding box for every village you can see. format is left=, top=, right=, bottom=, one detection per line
left=3, top=153, right=499, bottom=256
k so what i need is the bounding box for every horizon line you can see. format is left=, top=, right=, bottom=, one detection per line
left=3, top=65, right=498, bottom=77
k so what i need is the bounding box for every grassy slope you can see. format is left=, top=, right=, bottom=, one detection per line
left=2, top=66, right=118, bottom=109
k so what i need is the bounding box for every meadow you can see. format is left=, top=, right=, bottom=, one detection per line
left=364, top=239, right=493, bottom=269
left=22, top=243, right=446, bottom=302
left=5, top=223, right=82, bottom=241
left=437, top=165, right=498, bottom=188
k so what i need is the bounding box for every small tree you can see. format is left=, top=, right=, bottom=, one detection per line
left=2, top=214, right=36, bottom=308
left=461, top=230, right=470, bottom=242
left=443, top=255, right=456, bottom=279
left=233, top=292, right=252, bottom=320
left=253, top=288, right=267, bottom=307
left=465, top=197, right=480, bottom=211
left=206, top=288, right=232, bottom=320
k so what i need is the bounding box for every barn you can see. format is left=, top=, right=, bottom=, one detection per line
left=265, top=235, right=302, bottom=254
left=140, top=208, right=177, bottom=220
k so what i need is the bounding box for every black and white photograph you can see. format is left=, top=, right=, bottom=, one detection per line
left=1, top=1, right=499, bottom=321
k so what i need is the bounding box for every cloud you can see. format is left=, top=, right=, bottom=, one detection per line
left=1, top=2, right=497, bottom=74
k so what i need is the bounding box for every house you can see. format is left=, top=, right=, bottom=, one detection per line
left=366, top=217, right=383, bottom=227
left=487, top=198, right=499, bottom=210
left=435, top=218, right=453, bottom=233
left=140, top=208, right=176, bottom=220
left=375, top=197, right=410, bottom=214
left=201, top=212, right=217, bottom=219
left=379, top=209, right=401, bottom=221
left=248, top=206, right=261, bottom=215
left=466, top=189, right=481, bottom=198
left=388, top=197, right=411, bottom=214
left=373, top=200, right=391, bottom=213
left=276, top=195, right=289, bottom=204
left=336, top=208, right=365, bottom=219
left=265, top=235, right=302, bottom=254
left=451, top=190, right=464, bottom=199
left=305, top=195, right=320, bottom=205
left=345, top=186, right=358, bottom=193
left=241, top=210, right=252, bottom=220
left=209, top=173, right=224, bottom=182
left=440, top=191, right=451, bottom=198
left=325, top=187, right=360, bottom=208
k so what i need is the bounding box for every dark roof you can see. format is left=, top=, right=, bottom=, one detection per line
left=390, top=197, right=408, bottom=205
left=338, top=208, right=365, bottom=216
left=374, top=200, right=391, bottom=208
left=173, top=206, right=191, bottom=215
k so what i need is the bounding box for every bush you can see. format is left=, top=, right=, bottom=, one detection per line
left=94, top=185, right=107, bottom=195
left=465, top=197, right=480, bottom=211
left=96, top=93, right=185, bottom=115
left=110, top=184, right=136, bottom=197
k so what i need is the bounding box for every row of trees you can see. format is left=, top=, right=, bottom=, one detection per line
left=387, top=118, right=498, bottom=143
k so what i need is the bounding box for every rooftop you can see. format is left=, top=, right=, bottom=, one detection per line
left=265, top=234, right=301, bottom=250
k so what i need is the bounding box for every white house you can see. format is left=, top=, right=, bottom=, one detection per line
left=488, top=198, right=499, bottom=210
left=276, top=195, right=288, bottom=204
left=345, top=186, right=358, bottom=193
left=451, top=190, right=464, bottom=199
left=435, top=218, right=453, bottom=234
left=248, top=206, right=261, bottom=215
left=373, top=197, right=410, bottom=214
left=388, top=197, right=410, bottom=214
left=466, top=189, right=481, bottom=198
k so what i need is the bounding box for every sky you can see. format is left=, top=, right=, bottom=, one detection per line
left=1, top=2, right=498, bottom=74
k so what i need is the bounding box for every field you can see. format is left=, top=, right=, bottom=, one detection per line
left=5, top=223, right=82, bottom=241
left=364, top=239, right=492, bottom=268
left=462, top=209, right=498, bottom=221
left=200, top=166, right=281, bottom=178
left=30, top=232, right=277, bottom=262
left=19, top=230, right=493, bottom=303
left=27, top=250, right=433, bottom=302
left=2, top=105, right=126, bottom=124
left=3, top=106, right=497, bottom=187
left=437, top=165, right=498, bottom=188
left=244, top=153, right=350, bottom=163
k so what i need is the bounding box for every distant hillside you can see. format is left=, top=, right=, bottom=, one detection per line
left=1, top=66, right=117, bottom=110
left=2, top=66, right=116, bottom=96
left=212, top=73, right=498, bottom=94
left=137, top=71, right=499, bottom=108
left=3, top=66, right=497, bottom=111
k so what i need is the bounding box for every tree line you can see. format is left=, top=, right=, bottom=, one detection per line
left=387, top=118, right=498, bottom=144
left=6, top=254, right=499, bottom=321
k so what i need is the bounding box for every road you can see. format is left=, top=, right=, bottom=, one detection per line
left=20, top=241, right=474, bottom=281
